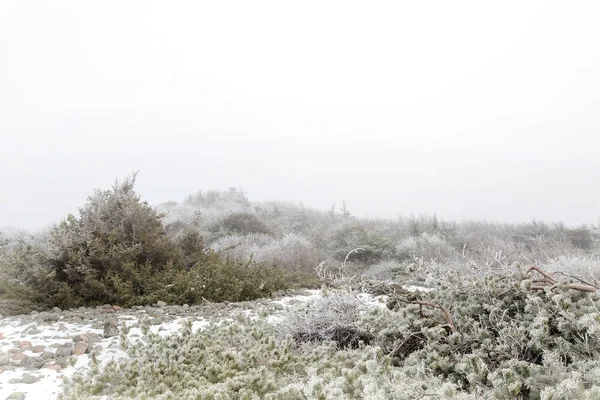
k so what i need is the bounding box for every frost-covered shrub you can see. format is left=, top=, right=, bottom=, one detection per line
left=209, top=212, right=271, bottom=238
left=60, top=316, right=465, bottom=400
left=0, top=236, right=74, bottom=314
left=541, top=255, right=600, bottom=285
left=327, top=222, right=395, bottom=265
left=362, top=260, right=405, bottom=281
left=278, top=290, right=373, bottom=349
left=362, top=271, right=600, bottom=399
left=395, top=232, right=458, bottom=262
left=211, top=232, right=325, bottom=273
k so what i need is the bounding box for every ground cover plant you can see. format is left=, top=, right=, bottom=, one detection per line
left=2, top=178, right=600, bottom=398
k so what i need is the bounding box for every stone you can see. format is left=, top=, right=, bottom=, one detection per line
left=0, top=352, right=9, bottom=365
left=40, top=351, right=54, bottom=360
left=5, top=392, right=26, bottom=400
left=19, top=355, right=44, bottom=369
left=18, top=340, right=32, bottom=349
left=157, top=301, right=167, bottom=307
left=0, top=365, right=16, bottom=373
left=32, top=345, right=45, bottom=353
left=9, top=373, right=41, bottom=384
left=55, top=346, right=72, bottom=357
left=45, top=313, right=61, bottom=322
left=0, top=332, right=3, bottom=339
left=71, top=342, right=88, bottom=355
left=10, top=352, right=24, bottom=361
left=151, top=316, right=163, bottom=325
left=271, top=303, right=284, bottom=311
left=73, top=334, right=89, bottom=343
left=47, top=363, right=62, bottom=371
left=103, top=317, right=119, bottom=338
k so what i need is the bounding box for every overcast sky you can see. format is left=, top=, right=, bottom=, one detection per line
left=1, top=1, right=599, bottom=231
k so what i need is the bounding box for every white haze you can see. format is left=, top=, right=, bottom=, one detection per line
left=1, top=1, right=599, bottom=231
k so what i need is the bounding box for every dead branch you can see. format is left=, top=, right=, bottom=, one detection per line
left=526, top=265, right=597, bottom=293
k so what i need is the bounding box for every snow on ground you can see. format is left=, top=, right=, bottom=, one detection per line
left=0, top=286, right=425, bottom=399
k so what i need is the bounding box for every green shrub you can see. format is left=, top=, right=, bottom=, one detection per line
left=327, top=222, right=395, bottom=265
left=210, top=212, right=271, bottom=238
left=1, top=175, right=293, bottom=311
left=59, top=316, right=462, bottom=400
left=364, top=271, right=600, bottom=399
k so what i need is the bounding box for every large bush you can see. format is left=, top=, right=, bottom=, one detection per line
left=1, top=175, right=292, bottom=311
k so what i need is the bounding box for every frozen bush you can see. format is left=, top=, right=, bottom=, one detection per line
left=278, top=290, right=373, bottom=349
left=395, top=232, right=458, bottom=262
left=212, top=232, right=325, bottom=273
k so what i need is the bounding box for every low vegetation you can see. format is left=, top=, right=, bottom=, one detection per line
left=2, top=175, right=600, bottom=398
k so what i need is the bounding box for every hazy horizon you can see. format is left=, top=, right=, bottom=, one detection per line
left=2, top=1, right=599, bottom=231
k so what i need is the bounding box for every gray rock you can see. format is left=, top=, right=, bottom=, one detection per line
left=55, top=347, right=72, bottom=357
left=19, top=355, right=44, bottom=369
left=9, top=373, right=40, bottom=384
left=0, top=352, right=9, bottom=366
left=5, top=392, right=26, bottom=400
left=41, top=351, right=54, bottom=360
left=151, top=316, right=163, bottom=325
left=46, top=312, right=61, bottom=321
left=103, top=317, right=119, bottom=338
left=157, top=301, right=167, bottom=307
left=271, top=303, right=284, bottom=311
left=0, top=313, right=3, bottom=319
left=72, top=342, right=88, bottom=355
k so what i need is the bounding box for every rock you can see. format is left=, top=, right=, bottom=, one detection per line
left=55, top=346, right=72, bottom=357
left=5, top=392, right=26, bottom=400
left=10, top=352, right=24, bottom=361
left=151, top=316, right=163, bottom=325
left=86, top=334, right=102, bottom=346
left=103, top=317, right=119, bottom=338
left=47, top=363, right=62, bottom=371
left=55, top=358, right=68, bottom=369
left=71, top=342, right=88, bottom=355
left=0, top=352, right=9, bottom=365
left=0, top=332, right=3, bottom=339
left=45, top=313, right=61, bottom=322
left=32, top=345, right=45, bottom=353
left=52, top=307, right=62, bottom=313
left=18, top=340, right=32, bottom=349
left=0, top=313, right=3, bottom=319
left=9, top=373, right=41, bottom=384
left=73, top=334, right=89, bottom=343
left=41, top=351, right=54, bottom=360
left=271, top=303, right=284, bottom=311
left=157, top=301, right=167, bottom=307
left=28, top=328, right=41, bottom=335
left=182, top=304, right=189, bottom=309
left=112, top=305, right=122, bottom=311
left=19, top=355, right=44, bottom=369
left=0, top=365, right=16, bottom=373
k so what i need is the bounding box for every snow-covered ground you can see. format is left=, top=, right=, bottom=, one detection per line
left=0, top=288, right=399, bottom=399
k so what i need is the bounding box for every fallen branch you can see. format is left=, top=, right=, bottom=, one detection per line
left=392, top=295, right=456, bottom=333
left=526, top=265, right=597, bottom=293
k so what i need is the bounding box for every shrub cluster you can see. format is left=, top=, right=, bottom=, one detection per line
left=361, top=270, right=600, bottom=399
left=0, top=176, right=291, bottom=312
